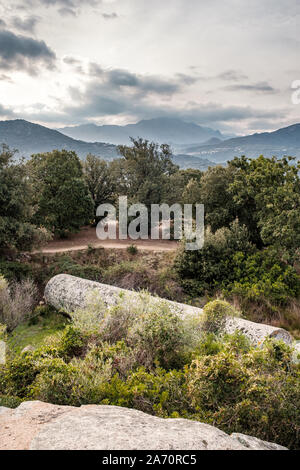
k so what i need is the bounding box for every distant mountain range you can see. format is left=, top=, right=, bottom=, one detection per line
left=0, top=119, right=119, bottom=160
left=183, top=123, right=300, bottom=163
left=58, top=117, right=224, bottom=146
left=1, top=118, right=300, bottom=170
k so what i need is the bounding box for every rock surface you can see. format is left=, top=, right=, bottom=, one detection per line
left=45, top=274, right=293, bottom=346
left=0, top=401, right=288, bottom=450
left=230, top=433, right=288, bottom=450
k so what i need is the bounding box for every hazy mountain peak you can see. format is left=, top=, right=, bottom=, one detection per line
left=58, top=117, right=224, bottom=145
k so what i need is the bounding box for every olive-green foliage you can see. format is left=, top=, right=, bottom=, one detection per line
left=28, top=150, right=94, bottom=236
left=47, top=254, right=102, bottom=282
left=198, top=165, right=237, bottom=232
left=71, top=292, right=192, bottom=369
left=83, top=154, right=116, bottom=220
left=0, top=395, right=22, bottom=408
left=0, top=145, right=49, bottom=253
left=117, top=138, right=179, bottom=209
left=127, top=245, right=138, bottom=255
left=186, top=339, right=300, bottom=450
left=1, top=327, right=299, bottom=448
left=201, top=300, right=240, bottom=334
left=7, top=305, right=68, bottom=354
left=175, top=221, right=300, bottom=313
left=0, top=261, right=33, bottom=282
left=228, top=155, right=300, bottom=255
left=175, top=220, right=255, bottom=296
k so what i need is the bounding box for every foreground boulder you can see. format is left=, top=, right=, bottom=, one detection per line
left=0, top=401, right=287, bottom=450
left=45, top=274, right=293, bottom=346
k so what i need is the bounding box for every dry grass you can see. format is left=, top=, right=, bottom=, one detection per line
left=0, top=276, right=38, bottom=331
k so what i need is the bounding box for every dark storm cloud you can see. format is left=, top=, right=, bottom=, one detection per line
left=60, top=71, right=286, bottom=126
left=0, top=29, right=56, bottom=73
left=11, top=15, right=40, bottom=33
left=223, top=81, right=277, bottom=94
left=65, top=59, right=181, bottom=94
left=107, top=69, right=180, bottom=94
left=0, top=19, right=6, bottom=28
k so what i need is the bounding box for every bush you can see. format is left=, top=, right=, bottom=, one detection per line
left=0, top=261, right=33, bottom=282
left=1, top=351, right=39, bottom=397
left=58, top=325, right=85, bottom=360
left=127, top=299, right=185, bottom=369
left=29, top=357, right=81, bottom=406
left=176, top=225, right=300, bottom=325
left=0, top=275, right=38, bottom=331
left=175, top=221, right=255, bottom=296
left=186, top=339, right=300, bottom=449
left=127, top=245, right=138, bottom=255
left=201, top=300, right=240, bottom=334
left=0, top=395, right=22, bottom=408
left=2, top=293, right=299, bottom=449
left=48, top=255, right=102, bottom=282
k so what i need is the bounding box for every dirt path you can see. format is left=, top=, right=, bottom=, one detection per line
left=34, top=226, right=178, bottom=254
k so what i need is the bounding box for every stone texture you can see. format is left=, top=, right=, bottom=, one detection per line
left=0, top=401, right=287, bottom=450
left=21, top=345, right=35, bottom=354
left=44, top=274, right=293, bottom=346
left=230, top=433, right=288, bottom=450
left=0, top=406, right=10, bottom=417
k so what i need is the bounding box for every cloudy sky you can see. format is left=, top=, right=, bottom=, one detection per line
left=0, top=0, right=300, bottom=135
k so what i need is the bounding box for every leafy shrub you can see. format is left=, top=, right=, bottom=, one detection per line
left=1, top=351, right=39, bottom=397
left=175, top=221, right=255, bottom=296
left=49, top=255, right=102, bottom=282
left=0, top=395, right=22, bottom=408
left=0, top=275, right=38, bottom=330
left=127, top=300, right=185, bottom=369
left=2, top=293, right=300, bottom=449
left=186, top=339, right=300, bottom=449
left=58, top=325, right=85, bottom=360
left=29, top=357, right=81, bottom=405
left=0, top=261, right=33, bottom=282
left=176, top=225, right=300, bottom=324
left=0, top=322, right=6, bottom=341
left=127, top=245, right=138, bottom=255
left=201, top=300, right=240, bottom=334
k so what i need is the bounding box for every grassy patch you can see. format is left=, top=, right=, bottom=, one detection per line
left=7, top=308, right=69, bottom=355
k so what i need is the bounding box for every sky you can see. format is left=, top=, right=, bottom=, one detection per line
left=0, top=0, right=300, bottom=135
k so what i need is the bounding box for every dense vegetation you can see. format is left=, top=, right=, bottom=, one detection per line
left=175, top=156, right=300, bottom=333
left=0, top=296, right=299, bottom=449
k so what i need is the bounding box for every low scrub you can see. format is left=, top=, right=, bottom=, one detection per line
left=0, top=275, right=38, bottom=331
left=0, top=295, right=299, bottom=449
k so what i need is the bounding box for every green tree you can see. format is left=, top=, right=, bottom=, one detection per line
left=0, top=145, right=48, bottom=253
left=229, top=155, right=300, bottom=254
left=199, top=165, right=237, bottom=232
left=28, top=150, right=94, bottom=237
left=117, top=138, right=179, bottom=206
left=175, top=220, right=255, bottom=296
left=83, top=154, right=115, bottom=219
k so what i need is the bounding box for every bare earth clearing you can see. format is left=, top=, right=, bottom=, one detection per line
left=34, top=226, right=178, bottom=254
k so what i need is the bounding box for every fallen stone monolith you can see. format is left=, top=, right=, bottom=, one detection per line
left=44, top=274, right=293, bottom=346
